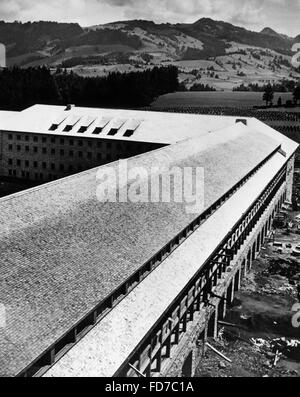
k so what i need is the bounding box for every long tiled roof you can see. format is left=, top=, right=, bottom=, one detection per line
left=44, top=150, right=287, bottom=377
left=0, top=104, right=264, bottom=144
left=0, top=120, right=291, bottom=376
left=1, top=105, right=298, bottom=152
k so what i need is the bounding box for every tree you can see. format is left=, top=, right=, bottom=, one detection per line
left=293, top=85, right=300, bottom=106
left=263, top=85, right=274, bottom=106
left=277, top=96, right=282, bottom=107
left=0, top=65, right=179, bottom=110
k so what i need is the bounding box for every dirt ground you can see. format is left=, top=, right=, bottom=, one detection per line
left=195, top=202, right=300, bottom=377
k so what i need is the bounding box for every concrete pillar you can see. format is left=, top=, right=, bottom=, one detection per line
left=244, top=252, right=248, bottom=275
left=247, top=250, right=252, bottom=272
left=286, top=158, right=294, bottom=203
left=202, top=324, right=208, bottom=357
left=0, top=43, right=6, bottom=68
left=213, top=306, right=218, bottom=340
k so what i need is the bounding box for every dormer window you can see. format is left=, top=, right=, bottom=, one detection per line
left=123, top=129, right=134, bottom=137
left=63, top=125, right=73, bottom=132
left=49, top=124, right=58, bottom=131
left=92, top=127, right=103, bottom=135
left=108, top=128, right=118, bottom=136
left=78, top=126, right=88, bottom=133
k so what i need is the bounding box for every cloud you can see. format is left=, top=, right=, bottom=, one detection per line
left=0, top=0, right=298, bottom=36
left=103, top=0, right=299, bottom=35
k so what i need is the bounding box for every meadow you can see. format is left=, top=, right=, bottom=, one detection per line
left=151, top=91, right=293, bottom=109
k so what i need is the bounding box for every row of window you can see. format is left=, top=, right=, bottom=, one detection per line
left=7, top=154, right=114, bottom=170
left=8, top=169, right=73, bottom=181
left=7, top=141, right=123, bottom=152
left=7, top=133, right=87, bottom=146
left=49, top=123, right=136, bottom=138
left=7, top=146, right=115, bottom=160
left=7, top=133, right=137, bottom=151
left=8, top=161, right=71, bottom=172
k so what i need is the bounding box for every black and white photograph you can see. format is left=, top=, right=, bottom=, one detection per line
left=0, top=0, right=300, bottom=384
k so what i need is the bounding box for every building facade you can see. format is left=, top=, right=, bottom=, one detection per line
left=0, top=104, right=298, bottom=378
left=0, top=129, right=160, bottom=182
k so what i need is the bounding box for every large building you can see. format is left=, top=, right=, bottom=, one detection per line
left=0, top=105, right=298, bottom=377
left=0, top=104, right=269, bottom=183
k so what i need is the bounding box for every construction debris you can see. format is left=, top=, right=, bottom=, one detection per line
left=273, top=350, right=282, bottom=367
left=271, top=338, right=300, bottom=360
left=218, top=320, right=243, bottom=329
left=206, top=342, right=232, bottom=363
left=196, top=207, right=300, bottom=378
left=251, top=337, right=300, bottom=361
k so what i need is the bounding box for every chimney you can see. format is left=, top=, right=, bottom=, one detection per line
left=65, top=104, right=75, bottom=111
left=236, top=119, right=247, bottom=126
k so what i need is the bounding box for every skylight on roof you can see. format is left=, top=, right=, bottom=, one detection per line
left=111, top=119, right=125, bottom=129
left=123, top=119, right=141, bottom=138
left=93, top=117, right=110, bottom=134
left=49, top=124, right=58, bottom=131
left=123, top=129, right=134, bottom=137
left=78, top=126, right=88, bottom=133
left=92, top=127, right=103, bottom=135
left=107, top=128, right=119, bottom=136
left=48, top=114, right=67, bottom=131
left=78, top=116, right=96, bottom=133
left=62, top=115, right=82, bottom=132
left=106, top=119, right=126, bottom=136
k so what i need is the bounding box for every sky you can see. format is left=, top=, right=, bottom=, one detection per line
left=0, top=0, right=299, bottom=37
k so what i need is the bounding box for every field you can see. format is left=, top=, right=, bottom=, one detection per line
left=151, top=91, right=294, bottom=109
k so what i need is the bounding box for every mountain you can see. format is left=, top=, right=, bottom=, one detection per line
left=88, top=18, right=295, bottom=58
left=0, top=21, right=82, bottom=57
left=0, top=18, right=299, bottom=91
left=0, top=18, right=297, bottom=66
left=294, top=34, right=300, bottom=43
left=182, top=18, right=292, bottom=54
left=261, top=27, right=282, bottom=38
left=261, top=27, right=278, bottom=35
left=260, top=27, right=292, bottom=41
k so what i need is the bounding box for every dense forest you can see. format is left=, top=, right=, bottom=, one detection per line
left=189, top=83, right=216, bottom=92
left=233, top=80, right=298, bottom=93
left=0, top=65, right=179, bottom=110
